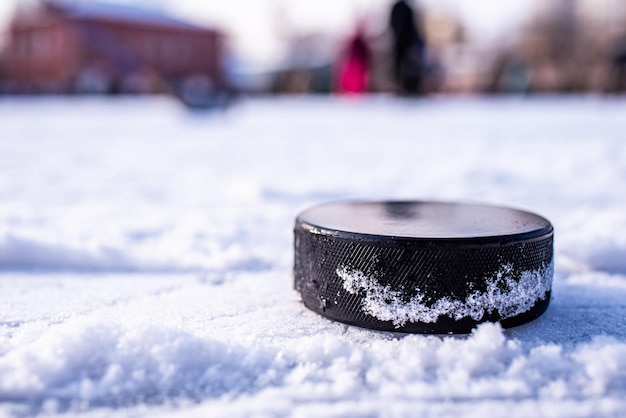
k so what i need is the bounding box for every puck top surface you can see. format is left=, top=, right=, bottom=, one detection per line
left=297, top=201, right=552, bottom=240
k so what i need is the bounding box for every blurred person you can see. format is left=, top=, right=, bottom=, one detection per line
left=610, top=36, right=626, bottom=93
left=389, top=0, right=426, bottom=95
left=337, top=23, right=371, bottom=95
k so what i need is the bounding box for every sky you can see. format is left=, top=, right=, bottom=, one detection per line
left=0, top=0, right=534, bottom=66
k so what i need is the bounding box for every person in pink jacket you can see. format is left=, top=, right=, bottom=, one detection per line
left=337, top=24, right=371, bottom=95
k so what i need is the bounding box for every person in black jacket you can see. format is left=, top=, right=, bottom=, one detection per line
left=390, top=0, right=426, bottom=95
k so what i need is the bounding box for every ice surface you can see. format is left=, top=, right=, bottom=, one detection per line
left=338, top=261, right=553, bottom=326
left=1, top=96, right=626, bottom=417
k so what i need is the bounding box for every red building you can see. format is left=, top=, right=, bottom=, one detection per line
left=1, top=1, right=224, bottom=97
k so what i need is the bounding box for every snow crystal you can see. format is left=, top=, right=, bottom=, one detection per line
left=338, top=261, right=553, bottom=327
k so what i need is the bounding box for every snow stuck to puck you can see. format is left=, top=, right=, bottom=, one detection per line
left=294, top=201, right=554, bottom=334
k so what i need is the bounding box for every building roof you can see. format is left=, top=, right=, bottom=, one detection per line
left=49, top=1, right=215, bottom=32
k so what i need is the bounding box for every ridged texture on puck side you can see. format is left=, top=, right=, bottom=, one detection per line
left=294, top=224, right=553, bottom=334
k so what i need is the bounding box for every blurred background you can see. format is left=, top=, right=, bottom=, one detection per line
left=2, top=0, right=626, bottom=105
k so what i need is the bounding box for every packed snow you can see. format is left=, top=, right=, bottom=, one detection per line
left=338, top=261, right=553, bottom=325
left=0, top=95, right=626, bottom=417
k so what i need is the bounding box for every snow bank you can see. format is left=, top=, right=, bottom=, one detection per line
left=3, top=318, right=626, bottom=417
left=0, top=232, right=272, bottom=273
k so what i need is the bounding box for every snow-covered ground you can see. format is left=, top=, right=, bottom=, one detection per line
left=0, top=95, right=625, bottom=417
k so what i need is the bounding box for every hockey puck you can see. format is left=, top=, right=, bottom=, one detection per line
left=294, top=201, right=554, bottom=334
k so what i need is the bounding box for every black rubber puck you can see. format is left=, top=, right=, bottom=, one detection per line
left=294, top=201, right=554, bottom=334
